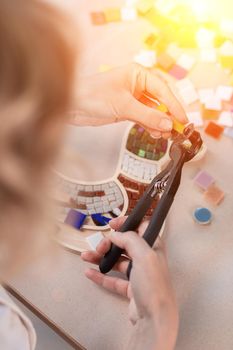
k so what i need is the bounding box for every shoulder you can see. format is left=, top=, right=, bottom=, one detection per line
left=0, top=286, right=36, bottom=350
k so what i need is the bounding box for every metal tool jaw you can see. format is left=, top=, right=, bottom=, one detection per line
left=149, top=123, right=203, bottom=200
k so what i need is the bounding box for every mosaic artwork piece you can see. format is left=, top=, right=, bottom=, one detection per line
left=54, top=115, right=208, bottom=253
left=53, top=122, right=173, bottom=252
left=55, top=177, right=125, bottom=229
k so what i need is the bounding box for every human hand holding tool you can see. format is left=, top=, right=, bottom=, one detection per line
left=82, top=217, right=179, bottom=350
left=99, top=124, right=203, bottom=278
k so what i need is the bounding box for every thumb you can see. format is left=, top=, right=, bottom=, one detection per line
left=121, top=96, right=173, bottom=132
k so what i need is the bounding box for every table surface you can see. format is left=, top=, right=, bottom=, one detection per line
left=8, top=1, right=233, bottom=349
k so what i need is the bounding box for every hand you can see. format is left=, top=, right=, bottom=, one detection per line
left=71, top=63, right=187, bottom=138
left=81, top=217, right=179, bottom=350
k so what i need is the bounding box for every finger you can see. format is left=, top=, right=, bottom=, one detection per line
left=82, top=237, right=111, bottom=261
left=133, top=65, right=188, bottom=123
left=150, top=131, right=162, bottom=139
left=81, top=250, right=101, bottom=264
left=85, top=268, right=129, bottom=298
left=109, top=216, right=128, bottom=230
left=109, top=231, right=150, bottom=260
left=114, top=258, right=130, bottom=274
left=82, top=250, right=130, bottom=273
left=96, top=237, right=111, bottom=256
left=122, top=96, right=173, bottom=132
left=161, top=132, right=171, bottom=139
left=141, top=126, right=170, bottom=140
left=110, top=217, right=149, bottom=237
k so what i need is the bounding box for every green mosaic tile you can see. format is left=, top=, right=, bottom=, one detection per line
left=138, top=149, right=146, bottom=158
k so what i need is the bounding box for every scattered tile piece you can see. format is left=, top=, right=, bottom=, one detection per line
left=134, top=50, right=156, bottom=68
left=220, top=40, right=233, bottom=56
left=177, top=54, right=195, bottom=70
left=230, top=74, right=233, bottom=86
left=193, top=207, right=212, bottom=225
left=167, top=43, right=181, bottom=60
left=112, top=207, right=121, bottom=216
left=198, top=89, right=215, bottom=104
left=125, top=0, right=138, bottom=5
left=179, top=87, right=199, bottom=105
left=218, top=111, right=233, bottom=127
left=220, top=56, right=233, bottom=70
left=175, top=78, right=193, bottom=91
left=169, top=64, right=187, bottom=80
left=202, top=106, right=220, bottom=120
left=176, top=79, right=199, bottom=105
left=136, top=0, right=154, bottom=14
left=204, top=185, right=225, bottom=206
left=216, top=85, right=233, bottom=101
left=219, top=41, right=233, bottom=69
left=90, top=12, right=106, bottom=25
left=205, top=121, right=224, bottom=139
left=187, top=111, right=203, bottom=127
left=194, top=170, right=215, bottom=190
left=196, top=28, right=215, bottom=48
left=121, top=7, right=137, bottom=21
left=64, top=210, right=87, bottom=229
left=200, top=48, right=217, bottom=62
left=224, top=127, right=233, bottom=138
left=86, top=232, right=105, bottom=251
left=220, top=20, right=233, bottom=38
left=104, top=8, right=121, bottom=22
left=144, top=33, right=159, bottom=49
left=202, top=96, right=222, bottom=120
left=204, top=97, right=222, bottom=111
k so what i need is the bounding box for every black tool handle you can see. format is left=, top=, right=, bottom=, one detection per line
left=99, top=189, right=154, bottom=274
left=126, top=192, right=175, bottom=279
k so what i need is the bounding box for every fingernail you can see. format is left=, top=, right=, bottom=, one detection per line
left=151, top=132, right=161, bottom=139
left=158, top=118, right=173, bottom=131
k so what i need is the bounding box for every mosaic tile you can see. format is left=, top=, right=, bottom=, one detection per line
left=169, top=64, right=188, bottom=80
left=64, top=210, right=87, bottom=229
left=204, top=185, right=225, bottom=206
left=86, top=232, right=105, bottom=251
left=104, top=8, right=121, bottom=22
left=90, top=12, right=106, bottom=25
left=205, top=121, right=224, bottom=139
left=194, top=170, right=215, bottom=190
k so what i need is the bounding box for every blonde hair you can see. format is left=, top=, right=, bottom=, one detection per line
left=0, top=0, right=76, bottom=277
